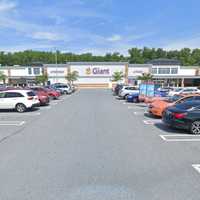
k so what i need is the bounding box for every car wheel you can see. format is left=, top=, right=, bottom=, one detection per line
left=124, top=94, right=129, bottom=100
left=190, top=121, right=200, bottom=135
left=16, top=103, right=26, bottom=113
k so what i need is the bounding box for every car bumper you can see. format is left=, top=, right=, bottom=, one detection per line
left=148, top=107, right=162, bottom=117
left=162, top=117, right=190, bottom=130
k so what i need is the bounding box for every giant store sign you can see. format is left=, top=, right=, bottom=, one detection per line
left=85, top=67, right=110, bottom=75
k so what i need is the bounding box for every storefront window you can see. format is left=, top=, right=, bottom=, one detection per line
left=28, top=68, right=32, bottom=75
left=151, top=68, right=157, bottom=74
left=171, top=68, right=178, bottom=74
left=33, top=68, right=40, bottom=75
left=158, top=68, right=170, bottom=74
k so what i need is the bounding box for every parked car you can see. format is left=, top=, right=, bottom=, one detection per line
left=163, top=101, right=200, bottom=134
left=31, top=87, right=60, bottom=100
left=118, top=86, right=139, bottom=99
left=127, top=93, right=139, bottom=103
left=168, top=87, right=199, bottom=96
left=53, top=84, right=72, bottom=94
left=0, top=90, right=40, bottom=112
left=149, top=94, right=200, bottom=117
left=45, top=85, right=63, bottom=95
left=113, top=84, right=126, bottom=96
left=144, top=89, right=169, bottom=104
left=34, top=90, right=49, bottom=106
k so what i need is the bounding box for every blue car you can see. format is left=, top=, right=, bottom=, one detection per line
left=127, top=93, right=139, bottom=103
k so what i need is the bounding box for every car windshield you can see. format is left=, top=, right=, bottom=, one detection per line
left=174, top=88, right=183, bottom=92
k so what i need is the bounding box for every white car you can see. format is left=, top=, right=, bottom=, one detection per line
left=168, top=87, right=199, bottom=96
left=54, top=84, right=72, bottom=94
left=118, top=86, right=139, bottom=99
left=0, top=90, right=40, bottom=112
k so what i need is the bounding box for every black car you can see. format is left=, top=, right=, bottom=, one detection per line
left=162, top=101, right=200, bottom=134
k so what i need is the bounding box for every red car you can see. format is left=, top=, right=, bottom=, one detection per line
left=44, top=88, right=61, bottom=99
left=34, top=90, right=49, bottom=106
left=31, top=87, right=60, bottom=100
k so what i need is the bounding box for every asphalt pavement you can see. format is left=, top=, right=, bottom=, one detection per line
left=0, top=89, right=200, bottom=200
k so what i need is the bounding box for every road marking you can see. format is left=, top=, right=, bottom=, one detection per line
left=40, top=106, right=51, bottom=110
left=143, top=119, right=162, bottom=125
left=128, top=106, right=146, bottom=110
left=0, top=112, right=40, bottom=116
left=133, top=111, right=148, bottom=115
left=192, top=164, right=200, bottom=174
left=0, top=121, right=25, bottom=126
left=159, top=134, right=200, bottom=142
left=51, top=102, right=58, bottom=105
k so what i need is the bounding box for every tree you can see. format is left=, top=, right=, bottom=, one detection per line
left=65, top=71, right=79, bottom=84
left=0, top=71, right=7, bottom=84
left=138, top=73, right=153, bottom=82
left=35, top=74, right=48, bottom=85
left=112, top=71, right=124, bottom=82
left=128, top=48, right=144, bottom=63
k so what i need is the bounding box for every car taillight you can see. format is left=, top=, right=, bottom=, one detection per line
left=27, top=96, right=34, bottom=100
left=173, top=113, right=187, bottom=119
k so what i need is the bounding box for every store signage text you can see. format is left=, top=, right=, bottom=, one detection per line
left=50, top=70, right=65, bottom=74
left=86, top=67, right=110, bottom=75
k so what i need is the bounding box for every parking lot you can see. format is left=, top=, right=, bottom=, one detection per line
left=0, top=89, right=200, bottom=199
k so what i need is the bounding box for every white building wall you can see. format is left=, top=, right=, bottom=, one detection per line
left=10, top=68, right=27, bottom=76
left=70, top=64, right=126, bottom=84
left=128, top=67, right=149, bottom=77
left=179, top=68, right=196, bottom=76
left=0, top=68, right=9, bottom=76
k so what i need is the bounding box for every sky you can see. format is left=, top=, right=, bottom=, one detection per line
left=0, top=0, right=200, bottom=55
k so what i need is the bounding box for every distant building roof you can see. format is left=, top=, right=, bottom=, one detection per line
left=43, top=64, right=69, bottom=68
left=67, top=62, right=128, bottom=65
left=147, top=58, right=181, bottom=66
left=129, top=64, right=152, bottom=68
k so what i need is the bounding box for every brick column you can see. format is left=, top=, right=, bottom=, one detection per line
left=125, top=63, right=129, bottom=84
left=181, top=78, right=185, bottom=87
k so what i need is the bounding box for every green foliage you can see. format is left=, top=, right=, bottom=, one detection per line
left=35, top=74, right=48, bottom=85
left=65, top=71, right=79, bottom=84
left=1, top=48, right=200, bottom=66
left=0, top=71, right=7, bottom=83
left=138, top=73, right=153, bottom=82
left=112, top=71, right=124, bottom=82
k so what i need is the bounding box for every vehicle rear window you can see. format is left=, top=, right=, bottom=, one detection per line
left=167, top=95, right=182, bottom=102
left=5, top=92, right=24, bottom=98
left=27, top=91, right=36, bottom=96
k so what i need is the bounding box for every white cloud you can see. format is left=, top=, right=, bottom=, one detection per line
left=164, top=35, right=200, bottom=50
left=31, top=32, right=63, bottom=41
left=0, top=43, right=54, bottom=52
left=0, top=0, right=16, bottom=12
left=107, top=34, right=122, bottom=42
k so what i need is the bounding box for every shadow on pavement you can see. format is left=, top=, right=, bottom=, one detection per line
left=154, top=123, right=187, bottom=134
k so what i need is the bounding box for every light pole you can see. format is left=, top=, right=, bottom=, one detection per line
left=54, top=48, right=58, bottom=83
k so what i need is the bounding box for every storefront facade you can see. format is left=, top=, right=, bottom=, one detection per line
left=0, top=60, right=200, bottom=88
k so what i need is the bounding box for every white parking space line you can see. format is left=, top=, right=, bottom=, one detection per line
left=0, top=121, right=25, bottom=126
left=0, top=112, right=41, bottom=116
left=143, top=119, right=162, bottom=125
left=40, top=106, right=51, bottom=110
left=159, top=134, right=200, bottom=142
left=51, top=102, right=58, bottom=105
left=133, top=111, right=148, bottom=115
left=192, top=164, right=200, bottom=174
left=128, top=106, right=147, bottom=110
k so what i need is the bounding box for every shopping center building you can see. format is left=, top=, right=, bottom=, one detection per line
left=1, top=59, right=200, bottom=88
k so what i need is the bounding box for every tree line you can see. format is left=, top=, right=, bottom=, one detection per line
left=1, top=47, right=200, bottom=66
